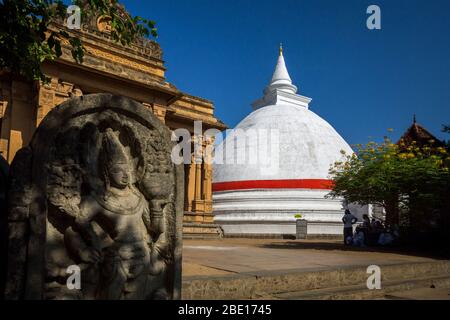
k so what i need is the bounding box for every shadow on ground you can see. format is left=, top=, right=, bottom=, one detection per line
left=257, top=240, right=450, bottom=260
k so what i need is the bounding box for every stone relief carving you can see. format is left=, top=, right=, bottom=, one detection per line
left=0, top=154, right=9, bottom=296
left=4, top=94, right=183, bottom=300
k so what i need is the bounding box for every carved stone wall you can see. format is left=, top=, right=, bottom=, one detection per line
left=4, top=94, right=183, bottom=300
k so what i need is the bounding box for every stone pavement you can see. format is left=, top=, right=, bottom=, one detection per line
left=385, top=288, right=450, bottom=300
left=181, top=238, right=450, bottom=299
left=182, top=238, right=439, bottom=277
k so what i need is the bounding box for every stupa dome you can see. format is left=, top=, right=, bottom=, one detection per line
left=212, top=46, right=354, bottom=237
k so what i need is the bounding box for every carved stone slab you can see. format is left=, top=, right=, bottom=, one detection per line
left=4, top=94, right=183, bottom=300
left=0, top=155, right=9, bottom=297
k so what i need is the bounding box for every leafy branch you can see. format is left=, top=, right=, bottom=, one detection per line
left=0, top=0, right=158, bottom=82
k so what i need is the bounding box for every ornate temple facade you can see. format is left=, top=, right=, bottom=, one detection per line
left=0, top=16, right=226, bottom=238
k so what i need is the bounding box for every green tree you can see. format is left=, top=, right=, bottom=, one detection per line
left=443, top=125, right=450, bottom=149
left=328, top=137, right=450, bottom=228
left=443, top=125, right=450, bottom=134
left=0, top=0, right=157, bottom=82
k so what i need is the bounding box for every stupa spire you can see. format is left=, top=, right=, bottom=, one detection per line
left=265, top=45, right=297, bottom=95
left=252, top=46, right=310, bottom=110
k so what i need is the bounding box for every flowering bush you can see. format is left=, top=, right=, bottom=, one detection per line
left=328, top=135, right=450, bottom=237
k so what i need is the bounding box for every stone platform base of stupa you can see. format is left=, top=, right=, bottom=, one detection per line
left=216, top=220, right=345, bottom=239
left=213, top=189, right=350, bottom=239
left=181, top=238, right=450, bottom=300
left=223, top=233, right=342, bottom=240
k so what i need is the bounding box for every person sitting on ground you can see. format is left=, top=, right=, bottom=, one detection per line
left=378, top=226, right=395, bottom=246
left=374, top=220, right=383, bottom=231
left=362, top=214, right=371, bottom=229
left=353, top=226, right=366, bottom=247
left=361, top=214, right=373, bottom=245
left=346, top=235, right=353, bottom=246
left=370, top=218, right=377, bottom=229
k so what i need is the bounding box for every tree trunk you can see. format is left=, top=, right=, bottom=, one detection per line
left=385, top=197, right=400, bottom=226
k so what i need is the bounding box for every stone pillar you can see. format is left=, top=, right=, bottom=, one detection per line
left=195, top=163, right=202, bottom=201
left=36, top=78, right=56, bottom=126
left=36, top=78, right=82, bottom=126
left=142, top=103, right=166, bottom=124
left=0, top=77, right=83, bottom=163
left=185, top=152, right=196, bottom=212
left=2, top=81, right=35, bottom=163
left=203, top=136, right=214, bottom=214
left=192, top=135, right=205, bottom=213
left=152, top=103, right=167, bottom=124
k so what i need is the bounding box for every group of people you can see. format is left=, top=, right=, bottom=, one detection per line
left=342, top=210, right=399, bottom=247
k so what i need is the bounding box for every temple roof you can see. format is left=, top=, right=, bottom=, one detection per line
left=398, top=117, right=445, bottom=148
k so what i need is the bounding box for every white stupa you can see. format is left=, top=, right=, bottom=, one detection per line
left=212, top=46, right=354, bottom=237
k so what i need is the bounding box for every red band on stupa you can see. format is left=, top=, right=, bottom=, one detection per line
left=212, top=179, right=334, bottom=192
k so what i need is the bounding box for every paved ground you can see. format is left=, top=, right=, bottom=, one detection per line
left=182, top=238, right=440, bottom=277
left=386, top=288, right=450, bottom=300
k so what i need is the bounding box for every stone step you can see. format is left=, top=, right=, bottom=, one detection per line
left=272, top=275, right=450, bottom=300
left=183, top=223, right=224, bottom=240
left=182, top=261, right=450, bottom=300
left=183, top=212, right=214, bottom=224
left=183, top=233, right=223, bottom=240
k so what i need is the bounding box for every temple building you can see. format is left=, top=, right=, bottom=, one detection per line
left=398, top=115, right=446, bottom=149
left=212, top=47, right=353, bottom=237
left=0, top=15, right=226, bottom=238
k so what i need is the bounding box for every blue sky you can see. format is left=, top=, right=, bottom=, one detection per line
left=121, top=0, right=450, bottom=146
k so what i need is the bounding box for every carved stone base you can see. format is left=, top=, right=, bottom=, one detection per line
left=192, top=199, right=205, bottom=212
left=183, top=211, right=214, bottom=224
left=182, top=222, right=223, bottom=240
left=192, top=200, right=213, bottom=214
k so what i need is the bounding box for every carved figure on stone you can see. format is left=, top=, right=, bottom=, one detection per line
left=0, top=154, right=9, bottom=297
left=4, top=94, right=183, bottom=300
